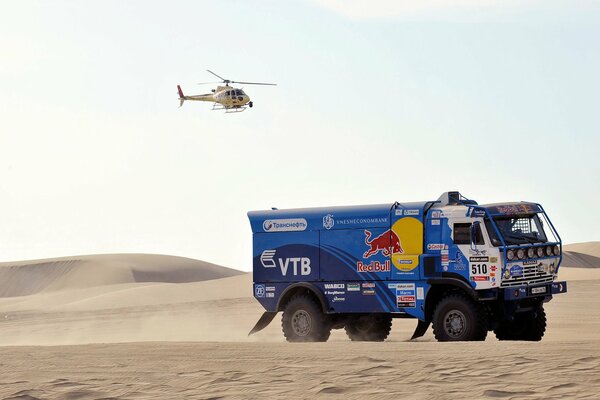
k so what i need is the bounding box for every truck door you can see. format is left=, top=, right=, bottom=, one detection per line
left=390, top=205, right=424, bottom=280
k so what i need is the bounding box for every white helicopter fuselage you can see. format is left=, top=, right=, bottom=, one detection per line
left=179, top=85, right=250, bottom=109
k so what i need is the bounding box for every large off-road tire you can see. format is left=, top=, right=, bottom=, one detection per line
left=345, top=314, right=392, bottom=342
left=494, top=306, right=546, bottom=341
left=432, top=294, right=488, bottom=342
left=282, top=294, right=331, bottom=342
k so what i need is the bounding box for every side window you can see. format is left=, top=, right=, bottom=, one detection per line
left=225, top=90, right=230, bottom=96
left=453, top=223, right=484, bottom=245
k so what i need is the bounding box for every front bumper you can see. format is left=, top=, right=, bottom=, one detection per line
left=503, top=281, right=567, bottom=300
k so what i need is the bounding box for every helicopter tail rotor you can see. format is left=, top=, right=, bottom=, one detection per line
left=177, top=85, right=186, bottom=107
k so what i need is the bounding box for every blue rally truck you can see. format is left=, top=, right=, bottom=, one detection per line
left=248, top=192, right=567, bottom=342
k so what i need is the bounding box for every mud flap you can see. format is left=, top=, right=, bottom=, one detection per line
left=410, top=319, right=430, bottom=340
left=248, top=312, right=278, bottom=336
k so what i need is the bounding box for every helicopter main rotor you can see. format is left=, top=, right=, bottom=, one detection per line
left=202, top=69, right=277, bottom=87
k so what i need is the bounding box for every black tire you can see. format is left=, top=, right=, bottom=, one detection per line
left=432, top=294, right=488, bottom=342
left=282, top=294, right=331, bottom=342
left=494, top=306, right=546, bottom=341
left=345, top=314, right=392, bottom=342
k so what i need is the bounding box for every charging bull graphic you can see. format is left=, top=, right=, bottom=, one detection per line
left=363, top=229, right=404, bottom=258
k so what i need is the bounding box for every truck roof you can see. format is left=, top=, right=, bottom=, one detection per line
left=248, top=201, right=430, bottom=233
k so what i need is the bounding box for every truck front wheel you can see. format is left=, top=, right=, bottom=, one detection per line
left=494, top=306, right=546, bottom=341
left=345, top=314, right=392, bottom=341
left=432, top=294, right=488, bottom=342
left=282, top=294, right=331, bottom=342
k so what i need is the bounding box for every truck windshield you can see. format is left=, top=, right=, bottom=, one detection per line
left=485, top=214, right=548, bottom=246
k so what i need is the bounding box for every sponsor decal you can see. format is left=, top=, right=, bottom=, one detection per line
left=394, top=209, right=402, bottom=216
left=441, top=250, right=449, bottom=265
left=332, top=296, right=345, bottom=302
left=266, top=286, right=276, bottom=292
left=324, top=283, right=345, bottom=290
left=361, top=282, right=375, bottom=288
left=469, top=248, right=488, bottom=255
left=255, top=285, right=265, bottom=298
left=357, top=260, right=391, bottom=273
left=490, top=257, right=498, bottom=263
left=494, top=204, right=536, bottom=215
left=363, top=229, right=403, bottom=258
left=469, top=208, right=486, bottom=217
left=362, top=289, right=375, bottom=295
left=396, top=283, right=416, bottom=308
left=431, top=219, right=440, bottom=225
left=470, top=256, right=489, bottom=263
left=490, top=265, right=497, bottom=272
left=323, top=214, right=334, bottom=230
left=416, top=287, right=424, bottom=300
left=260, top=250, right=311, bottom=276
left=266, top=292, right=275, bottom=298
left=263, top=218, right=307, bottom=232
left=336, top=217, right=388, bottom=226
left=387, top=283, right=397, bottom=289
left=523, top=260, right=537, bottom=265
left=431, top=210, right=443, bottom=218
left=325, top=290, right=345, bottom=296
left=510, top=265, right=523, bottom=276
left=443, top=265, right=448, bottom=272
left=347, top=283, right=360, bottom=291
left=427, top=243, right=445, bottom=251
left=472, top=276, right=490, bottom=281
left=403, top=209, right=419, bottom=216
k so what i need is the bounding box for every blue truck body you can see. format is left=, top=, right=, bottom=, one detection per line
left=248, top=192, right=567, bottom=342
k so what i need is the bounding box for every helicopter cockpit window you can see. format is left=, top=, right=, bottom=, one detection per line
left=225, top=90, right=230, bottom=96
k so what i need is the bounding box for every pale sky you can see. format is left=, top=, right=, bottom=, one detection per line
left=1, top=1, right=599, bottom=271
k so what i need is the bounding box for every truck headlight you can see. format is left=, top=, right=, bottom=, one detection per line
left=536, top=247, right=543, bottom=258
left=507, top=249, right=516, bottom=261
left=527, top=247, right=535, bottom=258
left=517, top=248, right=525, bottom=260
left=553, top=245, right=560, bottom=256
left=545, top=246, right=553, bottom=257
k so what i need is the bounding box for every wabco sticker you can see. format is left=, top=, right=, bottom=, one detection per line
left=262, top=218, right=307, bottom=232
left=324, top=283, right=345, bottom=290
left=347, top=283, right=360, bottom=291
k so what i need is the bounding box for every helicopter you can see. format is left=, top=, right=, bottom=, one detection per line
left=177, top=70, right=276, bottom=113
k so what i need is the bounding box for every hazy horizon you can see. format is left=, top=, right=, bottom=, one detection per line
left=1, top=1, right=599, bottom=270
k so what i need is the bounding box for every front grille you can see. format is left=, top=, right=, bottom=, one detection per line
left=501, top=264, right=555, bottom=287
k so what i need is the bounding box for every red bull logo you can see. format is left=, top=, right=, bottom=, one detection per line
left=357, top=260, right=391, bottom=272
left=363, top=229, right=404, bottom=258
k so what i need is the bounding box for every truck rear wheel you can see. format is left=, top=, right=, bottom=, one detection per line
left=432, top=294, right=488, bottom=342
left=494, top=306, right=546, bottom=341
left=282, top=294, right=331, bottom=342
left=345, top=314, right=392, bottom=342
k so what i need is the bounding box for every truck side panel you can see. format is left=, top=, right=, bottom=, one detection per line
left=253, top=231, right=320, bottom=282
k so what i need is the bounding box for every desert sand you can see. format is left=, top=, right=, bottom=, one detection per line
left=0, top=243, right=598, bottom=399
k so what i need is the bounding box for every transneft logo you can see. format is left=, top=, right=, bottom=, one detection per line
left=260, top=250, right=311, bottom=276
left=263, top=218, right=307, bottom=232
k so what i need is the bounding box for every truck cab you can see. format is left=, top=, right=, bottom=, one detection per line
left=248, top=191, right=567, bottom=342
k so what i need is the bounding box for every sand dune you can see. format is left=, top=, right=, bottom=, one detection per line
left=0, top=253, right=243, bottom=297
left=562, top=241, right=600, bottom=268
left=0, top=245, right=598, bottom=398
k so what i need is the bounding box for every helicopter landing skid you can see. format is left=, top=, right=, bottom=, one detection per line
left=212, top=103, right=247, bottom=113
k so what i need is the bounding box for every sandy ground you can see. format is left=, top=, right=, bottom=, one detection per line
left=0, top=244, right=598, bottom=399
